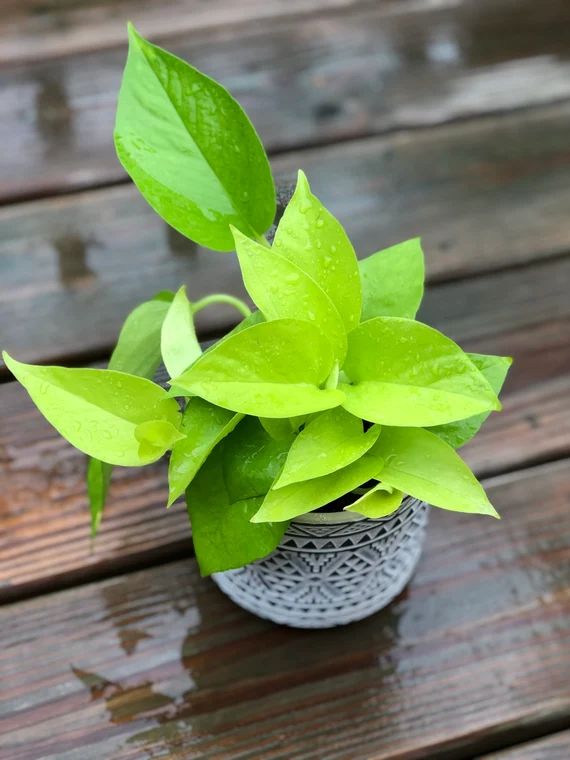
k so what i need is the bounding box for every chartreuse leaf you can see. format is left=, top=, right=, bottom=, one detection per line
left=341, top=317, right=500, bottom=427
left=273, top=408, right=381, bottom=489
left=3, top=353, right=182, bottom=466
left=87, top=459, right=112, bottom=536
left=115, top=24, right=275, bottom=251
left=373, top=426, right=499, bottom=517
left=186, top=444, right=288, bottom=576
left=171, top=319, right=345, bottom=418
left=88, top=295, right=172, bottom=533
left=232, top=228, right=347, bottom=362
left=272, top=170, right=361, bottom=331
left=160, top=286, right=202, bottom=378
left=259, top=417, right=297, bottom=441
left=167, top=398, right=242, bottom=507
left=345, top=483, right=404, bottom=518
left=360, top=239, right=425, bottom=320
left=430, top=353, right=512, bottom=448
left=251, top=440, right=386, bottom=523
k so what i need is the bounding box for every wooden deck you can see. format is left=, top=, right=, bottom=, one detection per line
left=1, top=1, right=569, bottom=757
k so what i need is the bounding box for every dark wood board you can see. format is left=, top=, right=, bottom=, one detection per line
left=2, top=255, right=569, bottom=601
left=482, top=729, right=570, bottom=759
left=2, top=103, right=570, bottom=371
left=1, top=460, right=569, bottom=760
left=2, top=0, right=570, bottom=201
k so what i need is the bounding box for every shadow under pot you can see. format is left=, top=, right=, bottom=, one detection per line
left=213, top=496, right=429, bottom=628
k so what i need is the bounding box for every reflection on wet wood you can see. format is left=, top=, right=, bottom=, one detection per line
left=2, top=103, right=570, bottom=370
left=1, top=460, right=569, bottom=759
left=2, top=255, right=569, bottom=600
left=2, top=0, right=570, bottom=201
left=483, top=729, right=570, bottom=759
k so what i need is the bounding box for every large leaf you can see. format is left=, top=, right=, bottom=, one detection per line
left=186, top=445, right=288, bottom=576
left=167, top=398, right=242, bottom=507
left=341, top=317, right=501, bottom=426
left=160, top=286, right=202, bottom=378
left=429, top=353, right=512, bottom=448
left=273, top=408, right=381, bottom=489
left=115, top=24, right=275, bottom=251
left=373, top=426, right=498, bottom=516
left=4, top=353, right=182, bottom=466
left=251, top=441, right=386, bottom=523
left=345, top=483, right=404, bottom=519
left=233, top=227, right=347, bottom=362
left=360, top=238, right=424, bottom=320
left=171, top=319, right=345, bottom=417
left=272, top=171, right=361, bottom=331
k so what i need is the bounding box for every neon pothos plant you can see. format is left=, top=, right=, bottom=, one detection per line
left=3, top=26, right=511, bottom=576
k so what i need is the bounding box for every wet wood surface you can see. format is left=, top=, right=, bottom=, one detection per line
left=2, top=0, right=570, bottom=202
left=1, top=461, right=569, bottom=760
left=1, top=0, right=569, bottom=757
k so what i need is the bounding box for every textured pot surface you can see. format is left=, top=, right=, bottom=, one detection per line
left=213, top=497, right=429, bottom=628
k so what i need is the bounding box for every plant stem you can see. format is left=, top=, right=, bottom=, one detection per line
left=192, top=293, right=252, bottom=319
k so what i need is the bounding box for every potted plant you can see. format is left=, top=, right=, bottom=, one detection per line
left=3, top=26, right=511, bottom=629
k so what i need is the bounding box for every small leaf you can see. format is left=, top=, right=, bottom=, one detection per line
left=135, top=419, right=185, bottom=449
left=186, top=445, right=288, bottom=576
left=430, top=353, right=512, bottom=448
left=160, top=286, right=202, bottom=378
left=4, top=352, right=181, bottom=466
left=373, top=426, right=499, bottom=516
left=273, top=408, right=381, bottom=489
left=108, top=298, right=170, bottom=376
left=86, top=459, right=112, bottom=536
left=171, top=319, right=345, bottom=418
left=167, top=398, right=242, bottom=507
left=272, top=170, right=361, bottom=331
left=232, top=227, right=347, bottom=362
left=251, top=441, right=386, bottom=523
left=341, top=317, right=500, bottom=427
left=360, top=238, right=425, bottom=320
left=345, top=483, right=404, bottom=518
left=259, top=417, right=296, bottom=441
left=115, top=24, right=275, bottom=251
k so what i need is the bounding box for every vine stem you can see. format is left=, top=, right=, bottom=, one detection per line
left=192, top=293, right=252, bottom=319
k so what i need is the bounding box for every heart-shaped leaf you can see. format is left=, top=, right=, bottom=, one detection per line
left=344, top=483, right=404, bottom=518
left=233, top=227, right=347, bottom=362
left=171, top=319, right=345, bottom=418
left=341, top=317, right=500, bottom=427
left=429, top=353, right=512, bottom=448
left=167, top=398, right=242, bottom=507
left=373, top=426, right=498, bottom=516
left=273, top=408, right=381, bottom=489
left=161, top=286, right=202, bottom=378
left=115, top=24, right=275, bottom=251
left=186, top=443, right=288, bottom=576
left=4, top=352, right=182, bottom=466
left=272, top=171, right=361, bottom=331
left=360, top=238, right=424, bottom=320
left=251, top=441, right=385, bottom=523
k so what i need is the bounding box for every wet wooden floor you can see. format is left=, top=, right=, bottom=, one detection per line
left=1, top=1, right=569, bottom=757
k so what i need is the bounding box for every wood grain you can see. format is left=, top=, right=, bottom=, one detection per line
left=3, top=103, right=570, bottom=371
left=2, top=0, right=570, bottom=201
left=1, top=460, right=569, bottom=760
left=2, top=256, right=569, bottom=601
left=482, top=730, right=570, bottom=759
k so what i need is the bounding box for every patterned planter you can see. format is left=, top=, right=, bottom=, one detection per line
left=213, top=497, right=429, bottom=628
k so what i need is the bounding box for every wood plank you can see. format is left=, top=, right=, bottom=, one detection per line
left=3, top=103, right=570, bottom=370
left=1, top=460, right=569, bottom=760
left=0, top=0, right=389, bottom=64
left=1, top=256, right=569, bottom=601
left=482, top=730, right=570, bottom=759
left=2, top=0, right=570, bottom=201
